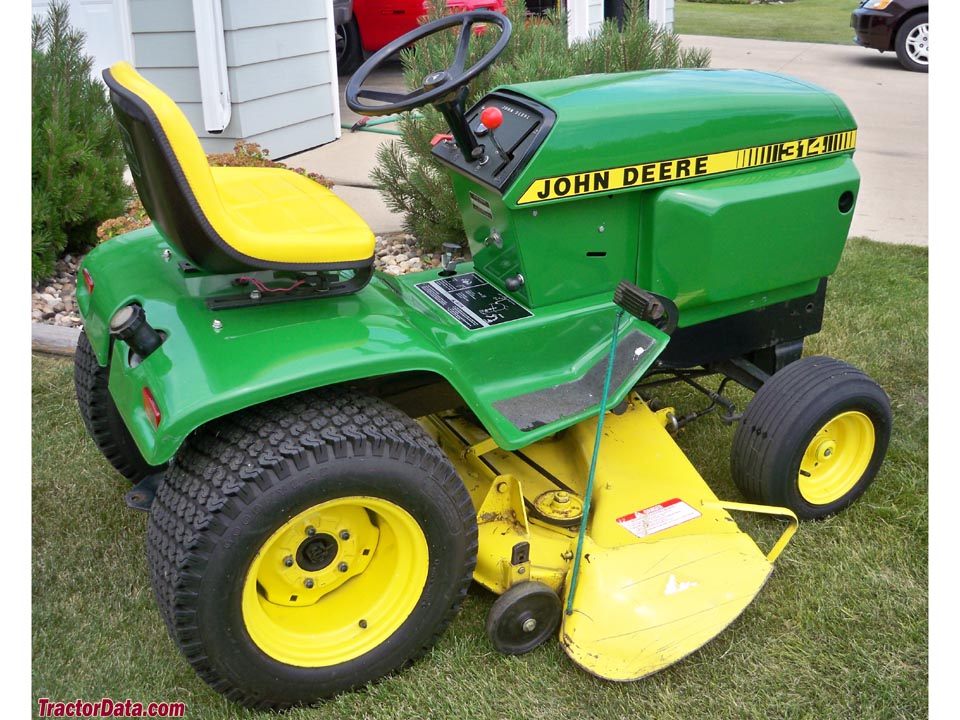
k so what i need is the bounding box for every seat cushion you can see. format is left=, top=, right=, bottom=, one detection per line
left=210, top=167, right=376, bottom=267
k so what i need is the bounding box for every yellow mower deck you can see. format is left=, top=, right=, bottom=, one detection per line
left=421, top=395, right=797, bottom=680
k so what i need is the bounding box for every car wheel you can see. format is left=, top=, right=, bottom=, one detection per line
left=146, top=388, right=477, bottom=708
left=730, top=356, right=892, bottom=520
left=895, top=12, right=928, bottom=73
left=336, top=19, right=363, bottom=76
left=73, top=329, right=165, bottom=482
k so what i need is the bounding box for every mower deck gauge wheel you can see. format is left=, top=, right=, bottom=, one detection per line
left=486, top=581, right=562, bottom=655
left=730, top=356, right=892, bottom=520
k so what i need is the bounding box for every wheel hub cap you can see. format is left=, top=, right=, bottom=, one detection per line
left=814, top=439, right=837, bottom=463
left=906, top=24, right=929, bottom=65
left=297, top=533, right=339, bottom=572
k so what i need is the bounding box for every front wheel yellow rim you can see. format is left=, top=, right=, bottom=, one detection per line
left=798, top=411, right=875, bottom=505
left=242, top=496, right=429, bottom=667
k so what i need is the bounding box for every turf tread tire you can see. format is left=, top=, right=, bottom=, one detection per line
left=730, top=356, right=892, bottom=519
left=146, top=388, right=477, bottom=710
left=73, top=329, right=165, bottom=483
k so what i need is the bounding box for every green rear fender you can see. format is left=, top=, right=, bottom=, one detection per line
left=102, top=302, right=454, bottom=467
left=77, top=229, right=453, bottom=465
left=78, top=227, right=669, bottom=466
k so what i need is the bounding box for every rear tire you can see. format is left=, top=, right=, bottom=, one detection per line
left=731, top=356, right=892, bottom=520
left=146, top=388, right=477, bottom=709
left=73, top=329, right=165, bottom=483
left=895, top=12, right=928, bottom=73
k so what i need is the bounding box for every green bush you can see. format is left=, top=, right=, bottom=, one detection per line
left=372, top=0, right=711, bottom=252
left=32, top=0, right=130, bottom=280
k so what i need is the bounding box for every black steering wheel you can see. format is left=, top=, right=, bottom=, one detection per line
left=345, top=10, right=512, bottom=117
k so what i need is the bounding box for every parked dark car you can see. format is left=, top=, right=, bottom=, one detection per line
left=850, top=0, right=928, bottom=72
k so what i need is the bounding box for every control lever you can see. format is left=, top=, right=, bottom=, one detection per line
left=477, top=107, right=510, bottom=163
left=439, top=242, right=462, bottom=276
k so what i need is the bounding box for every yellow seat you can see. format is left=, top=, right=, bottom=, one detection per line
left=102, top=62, right=376, bottom=276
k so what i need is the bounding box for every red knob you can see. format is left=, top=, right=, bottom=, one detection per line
left=480, top=106, right=503, bottom=130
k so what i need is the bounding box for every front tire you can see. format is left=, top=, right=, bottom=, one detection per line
left=147, top=389, right=477, bottom=709
left=731, top=356, right=892, bottom=520
left=895, top=12, right=928, bottom=73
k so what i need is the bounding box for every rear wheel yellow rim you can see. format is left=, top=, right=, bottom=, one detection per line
left=242, top=496, right=429, bottom=667
left=798, top=411, right=875, bottom=505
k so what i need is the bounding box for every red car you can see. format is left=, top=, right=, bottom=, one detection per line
left=336, top=0, right=506, bottom=74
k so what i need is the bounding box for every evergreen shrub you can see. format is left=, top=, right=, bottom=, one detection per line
left=32, top=0, right=130, bottom=280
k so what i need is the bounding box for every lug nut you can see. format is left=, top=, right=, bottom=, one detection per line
left=339, top=530, right=351, bottom=541
left=304, top=578, right=315, bottom=589
left=283, top=555, right=293, bottom=567
left=359, top=619, right=368, bottom=629
left=305, top=526, right=316, bottom=536
left=338, top=562, right=349, bottom=572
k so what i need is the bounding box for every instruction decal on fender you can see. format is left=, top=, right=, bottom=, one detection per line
left=416, top=272, right=532, bottom=331
left=517, top=130, right=857, bottom=205
left=616, top=498, right=701, bottom=539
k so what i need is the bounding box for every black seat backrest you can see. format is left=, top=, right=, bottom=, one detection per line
left=103, top=62, right=252, bottom=273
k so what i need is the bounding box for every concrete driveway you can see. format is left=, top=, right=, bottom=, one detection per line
left=679, top=35, right=928, bottom=247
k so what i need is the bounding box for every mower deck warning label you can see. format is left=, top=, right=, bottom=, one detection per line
left=416, top=273, right=532, bottom=331
left=616, top=498, right=701, bottom=539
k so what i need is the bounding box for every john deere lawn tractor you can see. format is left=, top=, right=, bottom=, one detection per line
left=73, top=11, right=892, bottom=709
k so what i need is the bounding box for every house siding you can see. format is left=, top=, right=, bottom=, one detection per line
left=587, top=0, right=603, bottom=29
left=648, top=0, right=675, bottom=32
left=129, top=0, right=339, bottom=157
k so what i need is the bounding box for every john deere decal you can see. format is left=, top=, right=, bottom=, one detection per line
left=517, top=130, right=857, bottom=205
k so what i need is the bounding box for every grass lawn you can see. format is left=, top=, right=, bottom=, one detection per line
left=32, top=238, right=927, bottom=719
left=674, top=0, right=859, bottom=45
